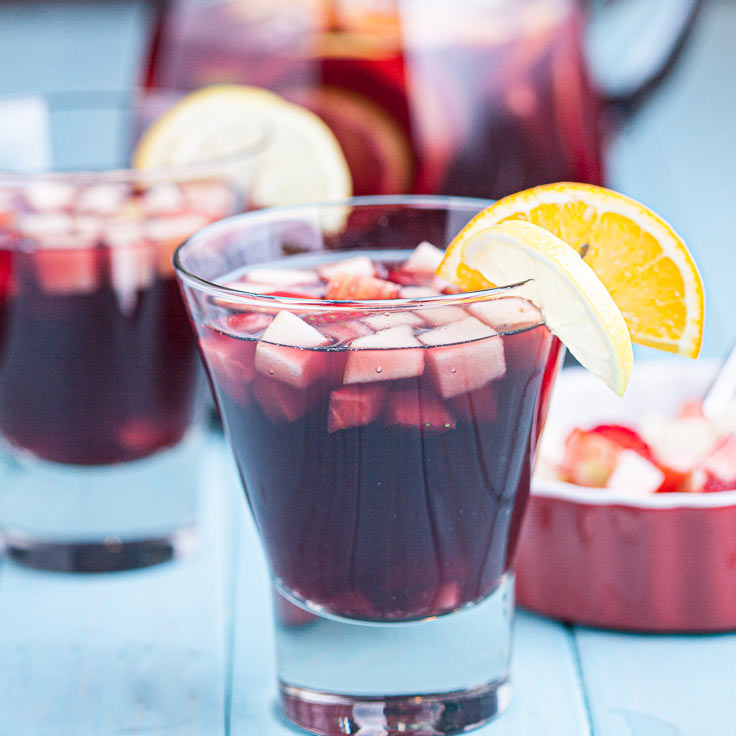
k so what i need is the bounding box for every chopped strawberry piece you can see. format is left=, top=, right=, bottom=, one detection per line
left=344, top=325, right=424, bottom=383
left=450, top=384, right=498, bottom=423
left=325, top=274, right=400, bottom=300
left=559, top=428, right=620, bottom=487
left=590, top=424, right=655, bottom=461
left=327, top=384, right=387, bottom=433
left=226, top=312, right=274, bottom=336
left=418, top=317, right=505, bottom=398
left=252, top=374, right=315, bottom=423
left=317, top=255, right=375, bottom=281
left=255, top=311, right=330, bottom=387
left=386, top=389, right=456, bottom=431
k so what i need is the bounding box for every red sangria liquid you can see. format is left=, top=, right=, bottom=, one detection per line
left=195, top=243, right=555, bottom=621
left=0, top=179, right=236, bottom=465
left=147, top=0, right=603, bottom=198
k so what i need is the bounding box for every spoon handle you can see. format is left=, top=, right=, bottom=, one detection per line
left=702, top=343, right=736, bottom=419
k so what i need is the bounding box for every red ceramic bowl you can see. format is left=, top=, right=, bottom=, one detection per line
left=516, top=359, right=736, bottom=632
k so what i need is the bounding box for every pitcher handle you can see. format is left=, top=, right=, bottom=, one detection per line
left=585, top=0, right=703, bottom=112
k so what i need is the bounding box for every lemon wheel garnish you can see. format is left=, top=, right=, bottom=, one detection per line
left=133, top=85, right=352, bottom=225
left=438, top=183, right=704, bottom=358
left=442, top=219, right=633, bottom=395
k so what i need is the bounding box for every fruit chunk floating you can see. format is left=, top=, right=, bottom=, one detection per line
left=543, top=394, right=736, bottom=494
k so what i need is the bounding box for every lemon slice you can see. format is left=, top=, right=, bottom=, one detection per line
left=446, top=219, right=633, bottom=396
left=439, top=183, right=703, bottom=357
left=133, top=85, right=352, bottom=221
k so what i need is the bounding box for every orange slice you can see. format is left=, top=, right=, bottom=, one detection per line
left=438, top=183, right=704, bottom=358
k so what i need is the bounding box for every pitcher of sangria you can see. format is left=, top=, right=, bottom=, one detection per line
left=146, top=0, right=701, bottom=199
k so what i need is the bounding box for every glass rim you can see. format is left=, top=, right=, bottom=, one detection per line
left=173, top=194, right=539, bottom=313
left=0, top=88, right=269, bottom=185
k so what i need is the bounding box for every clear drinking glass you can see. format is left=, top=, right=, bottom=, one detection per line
left=174, top=197, right=561, bottom=734
left=0, top=90, right=263, bottom=572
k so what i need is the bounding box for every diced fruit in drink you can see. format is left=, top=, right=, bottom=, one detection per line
left=252, top=374, right=315, bottom=422
left=450, top=384, right=498, bottom=423
left=201, top=332, right=256, bottom=404
left=181, top=181, right=236, bottom=219
left=399, top=285, right=441, bottom=298
left=362, top=311, right=423, bottom=331
left=255, top=311, right=330, bottom=387
left=317, top=255, right=375, bottom=281
left=34, top=242, right=101, bottom=295
left=403, top=241, right=444, bottom=273
left=226, top=311, right=274, bottom=336
left=468, top=297, right=542, bottom=331
left=702, top=435, right=736, bottom=492
left=606, top=449, right=665, bottom=495
left=419, top=317, right=505, bottom=398
left=77, top=184, right=128, bottom=214
left=325, top=274, right=400, bottom=300
left=344, top=325, right=424, bottom=383
left=18, top=212, right=73, bottom=239
left=109, top=246, right=157, bottom=311
left=640, top=416, right=718, bottom=474
left=386, top=388, right=456, bottom=431
left=142, top=182, right=185, bottom=214
left=319, top=319, right=373, bottom=345
left=224, top=278, right=325, bottom=299
left=146, top=212, right=211, bottom=275
left=244, top=267, right=321, bottom=286
left=327, top=384, right=387, bottom=433
left=24, top=181, right=76, bottom=211
left=421, top=305, right=467, bottom=327
left=590, top=424, right=653, bottom=460
left=560, top=428, right=620, bottom=487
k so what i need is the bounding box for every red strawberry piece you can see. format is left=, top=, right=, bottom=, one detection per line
left=317, top=255, right=376, bottom=281
left=344, top=325, right=424, bottom=383
left=200, top=331, right=257, bottom=404
left=325, top=273, right=400, bottom=300
left=418, top=317, right=506, bottom=398
left=468, top=297, right=543, bottom=332
left=590, top=424, right=655, bottom=460
left=450, top=384, right=498, bottom=423
left=252, top=374, right=315, bottom=423
left=386, top=388, right=456, bottom=431
left=327, top=384, right=387, bottom=433
left=702, top=434, right=736, bottom=492
left=226, top=311, right=274, bottom=336
left=560, top=428, right=620, bottom=487
left=255, top=311, right=330, bottom=387
left=402, top=241, right=444, bottom=274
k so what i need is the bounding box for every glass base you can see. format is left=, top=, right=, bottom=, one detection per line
left=2, top=526, right=196, bottom=573
left=0, top=433, right=200, bottom=573
left=274, top=574, right=513, bottom=735
left=280, top=679, right=511, bottom=736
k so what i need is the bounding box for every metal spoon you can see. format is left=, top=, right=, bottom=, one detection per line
left=702, top=341, right=736, bottom=419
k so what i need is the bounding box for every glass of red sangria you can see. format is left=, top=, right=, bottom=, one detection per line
left=148, top=0, right=700, bottom=199
left=174, top=197, right=561, bottom=734
left=0, top=90, right=263, bottom=572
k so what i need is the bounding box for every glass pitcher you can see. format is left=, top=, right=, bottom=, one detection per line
left=146, top=0, right=701, bottom=199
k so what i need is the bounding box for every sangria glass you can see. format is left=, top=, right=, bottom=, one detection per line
left=0, top=90, right=263, bottom=572
left=147, top=0, right=700, bottom=199
left=174, top=197, right=561, bottom=735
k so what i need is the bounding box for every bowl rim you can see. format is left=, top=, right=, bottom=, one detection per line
left=532, top=358, right=736, bottom=509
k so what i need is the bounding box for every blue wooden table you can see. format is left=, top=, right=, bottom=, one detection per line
left=1, top=2, right=735, bottom=734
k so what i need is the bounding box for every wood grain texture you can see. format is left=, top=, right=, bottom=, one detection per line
left=0, top=438, right=234, bottom=736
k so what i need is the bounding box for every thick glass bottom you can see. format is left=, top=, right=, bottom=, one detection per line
left=0, top=432, right=201, bottom=573
left=274, top=574, right=514, bottom=735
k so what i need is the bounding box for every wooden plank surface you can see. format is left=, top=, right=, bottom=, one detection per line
left=0, top=438, right=235, bottom=736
